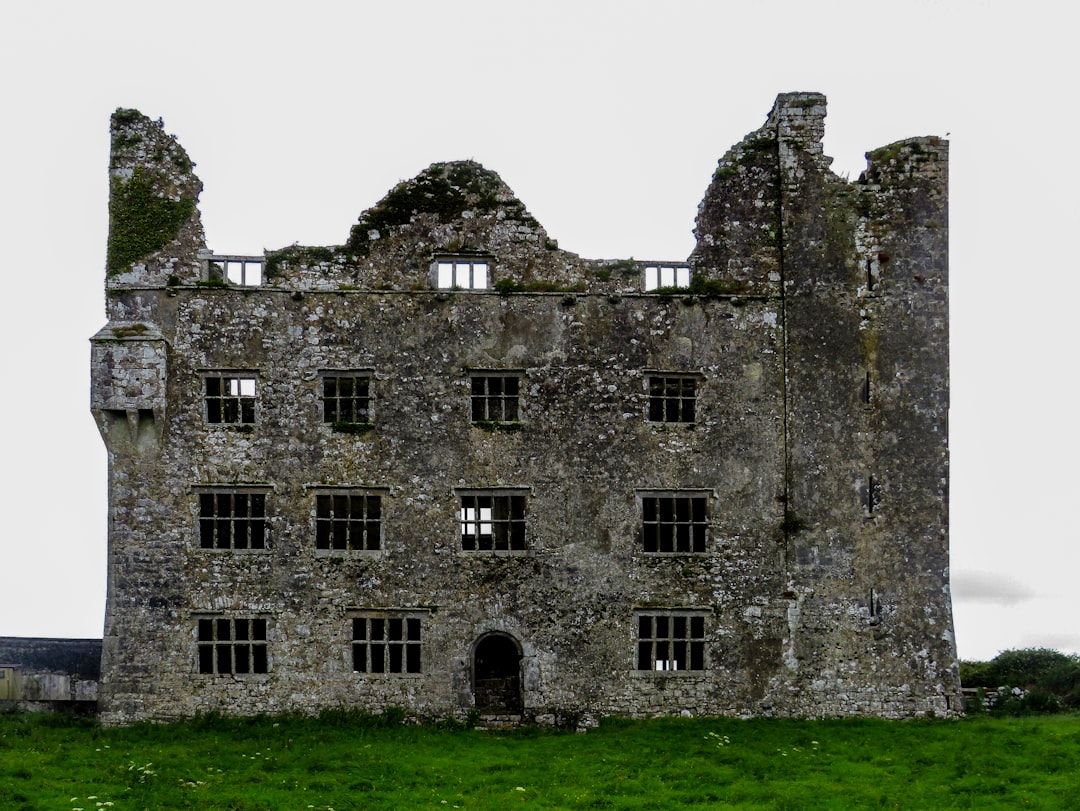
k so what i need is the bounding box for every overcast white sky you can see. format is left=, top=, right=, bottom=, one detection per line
left=1, top=1, right=1076, bottom=662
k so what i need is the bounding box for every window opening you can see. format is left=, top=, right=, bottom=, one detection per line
left=648, top=375, right=698, bottom=423
left=198, top=617, right=268, bottom=674
left=862, top=371, right=872, bottom=406
left=199, top=490, right=267, bottom=549
left=636, top=613, right=705, bottom=671
left=864, top=475, right=878, bottom=515
left=870, top=588, right=882, bottom=621
left=322, top=374, right=371, bottom=424
left=437, top=259, right=489, bottom=290
left=316, top=492, right=382, bottom=551
left=640, top=493, right=708, bottom=553
left=352, top=615, right=422, bottom=674
left=205, top=375, right=257, bottom=424
left=210, top=256, right=263, bottom=286
left=459, top=492, right=526, bottom=551
left=644, top=264, right=691, bottom=291
left=470, top=374, right=520, bottom=423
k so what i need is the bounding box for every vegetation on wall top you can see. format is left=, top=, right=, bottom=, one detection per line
left=106, top=167, right=195, bottom=275
left=346, top=161, right=540, bottom=256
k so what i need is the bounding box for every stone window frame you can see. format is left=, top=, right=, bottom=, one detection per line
left=636, top=489, right=711, bottom=555
left=320, top=369, right=374, bottom=429
left=468, top=369, right=522, bottom=425
left=633, top=610, right=708, bottom=673
left=208, top=255, right=264, bottom=287
left=455, top=488, right=529, bottom=554
left=348, top=609, right=426, bottom=676
left=310, top=486, right=388, bottom=556
left=202, top=370, right=259, bottom=425
left=433, top=255, right=492, bottom=290
left=195, top=615, right=269, bottom=676
left=643, top=264, right=692, bottom=291
left=193, top=485, right=272, bottom=551
left=644, top=371, right=702, bottom=424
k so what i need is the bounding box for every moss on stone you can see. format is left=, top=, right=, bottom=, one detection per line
left=345, top=162, right=539, bottom=256
left=264, top=245, right=340, bottom=280
left=112, top=323, right=150, bottom=339
left=107, top=167, right=195, bottom=275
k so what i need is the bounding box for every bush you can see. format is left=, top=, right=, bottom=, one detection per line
left=962, top=648, right=1080, bottom=714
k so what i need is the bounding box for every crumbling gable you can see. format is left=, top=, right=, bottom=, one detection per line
left=93, top=93, right=958, bottom=725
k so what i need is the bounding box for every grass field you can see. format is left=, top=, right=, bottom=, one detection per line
left=3, top=711, right=1079, bottom=810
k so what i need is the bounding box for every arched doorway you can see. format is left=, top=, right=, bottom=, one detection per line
left=472, top=633, right=522, bottom=713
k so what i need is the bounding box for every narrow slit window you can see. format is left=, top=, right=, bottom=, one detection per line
left=864, top=475, right=879, bottom=515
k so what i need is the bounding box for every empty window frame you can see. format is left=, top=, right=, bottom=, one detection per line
left=322, top=373, right=372, bottom=424
left=639, top=491, right=709, bottom=553
left=458, top=490, right=527, bottom=552
left=197, top=617, right=268, bottom=674
left=205, top=374, right=257, bottom=424
left=197, top=489, right=268, bottom=550
left=209, top=257, right=263, bottom=287
left=636, top=613, right=706, bottom=671
left=315, top=490, right=383, bottom=551
left=647, top=374, right=699, bottom=423
left=351, top=614, right=422, bottom=674
left=644, top=264, right=691, bottom=291
left=436, top=258, right=489, bottom=290
left=470, top=373, right=520, bottom=423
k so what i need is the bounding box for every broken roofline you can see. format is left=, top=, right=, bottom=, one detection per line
left=105, top=92, right=946, bottom=296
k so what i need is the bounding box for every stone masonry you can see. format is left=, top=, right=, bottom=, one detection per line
left=91, top=93, right=959, bottom=725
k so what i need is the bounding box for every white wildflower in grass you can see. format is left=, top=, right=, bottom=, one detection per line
left=705, top=731, right=731, bottom=747
left=515, top=786, right=526, bottom=792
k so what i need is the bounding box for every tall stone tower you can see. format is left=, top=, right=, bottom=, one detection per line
left=92, top=95, right=958, bottom=725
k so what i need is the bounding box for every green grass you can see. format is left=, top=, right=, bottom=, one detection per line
left=2, top=712, right=1080, bottom=809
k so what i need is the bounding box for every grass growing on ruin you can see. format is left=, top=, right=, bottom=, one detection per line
left=3, top=712, right=1080, bottom=810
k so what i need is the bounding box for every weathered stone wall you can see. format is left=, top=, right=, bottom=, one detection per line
left=93, top=94, right=959, bottom=724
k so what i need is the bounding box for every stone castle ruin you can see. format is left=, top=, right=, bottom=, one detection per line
left=91, top=93, right=959, bottom=725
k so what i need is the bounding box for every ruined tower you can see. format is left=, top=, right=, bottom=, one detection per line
left=92, top=94, right=958, bottom=724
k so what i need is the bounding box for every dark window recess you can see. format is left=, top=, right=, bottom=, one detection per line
left=323, top=375, right=371, bottom=423
left=862, top=371, right=872, bottom=405
left=642, top=495, right=708, bottom=553
left=460, top=493, right=526, bottom=551
left=352, top=616, right=421, bottom=673
left=471, top=376, right=519, bottom=422
left=315, top=493, right=382, bottom=551
left=199, top=492, right=266, bottom=549
left=863, top=475, right=879, bottom=514
left=205, top=375, right=256, bottom=424
left=198, top=618, right=268, bottom=674
left=648, top=376, right=697, bottom=423
left=866, top=257, right=875, bottom=291
left=870, top=588, right=882, bottom=621
left=636, top=614, right=705, bottom=671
